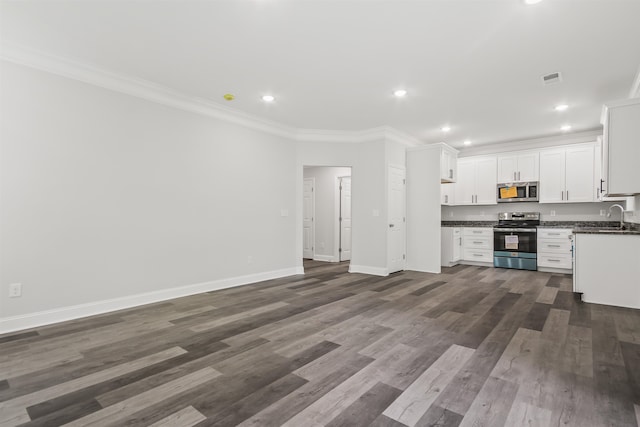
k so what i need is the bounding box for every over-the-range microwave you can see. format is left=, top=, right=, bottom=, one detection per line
left=497, top=182, right=539, bottom=203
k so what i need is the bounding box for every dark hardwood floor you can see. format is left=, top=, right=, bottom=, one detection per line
left=1, top=260, right=639, bottom=426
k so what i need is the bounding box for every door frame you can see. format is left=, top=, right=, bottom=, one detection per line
left=303, top=177, right=315, bottom=260
left=334, top=175, right=352, bottom=262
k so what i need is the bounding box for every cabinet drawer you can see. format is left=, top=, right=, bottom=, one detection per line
left=538, top=228, right=573, bottom=239
left=464, top=236, right=492, bottom=250
left=463, top=249, right=493, bottom=262
left=538, top=240, right=571, bottom=253
left=463, top=228, right=493, bottom=237
left=538, top=253, right=572, bottom=269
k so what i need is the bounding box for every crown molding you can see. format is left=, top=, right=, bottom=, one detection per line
left=458, top=128, right=602, bottom=157
left=1, top=42, right=421, bottom=147
left=0, top=41, right=299, bottom=140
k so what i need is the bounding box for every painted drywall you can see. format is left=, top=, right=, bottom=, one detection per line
left=302, top=166, right=351, bottom=261
left=0, top=61, right=297, bottom=324
left=406, top=146, right=441, bottom=273
left=442, top=200, right=626, bottom=222
left=296, top=140, right=389, bottom=275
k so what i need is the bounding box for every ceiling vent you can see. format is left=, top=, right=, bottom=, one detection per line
left=542, top=72, right=563, bottom=85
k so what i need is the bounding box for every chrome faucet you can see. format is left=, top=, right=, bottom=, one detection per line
left=607, top=204, right=625, bottom=229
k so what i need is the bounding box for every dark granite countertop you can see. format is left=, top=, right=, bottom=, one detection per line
left=573, top=227, right=640, bottom=236
left=441, top=221, right=497, bottom=227
left=441, top=221, right=640, bottom=234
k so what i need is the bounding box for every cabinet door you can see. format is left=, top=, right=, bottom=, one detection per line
left=497, top=155, right=517, bottom=183
left=539, top=150, right=566, bottom=203
left=441, top=183, right=455, bottom=205
left=452, top=232, right=462, bottom=262
left=440, top=149, right=456, bottom=182
left=475, top=157, right=498, bottom=205
left=517, top=152, right=539, bottom=182
left=565, top=145, right=595, bottom=202
left=455, top=161, right=476, bottom=205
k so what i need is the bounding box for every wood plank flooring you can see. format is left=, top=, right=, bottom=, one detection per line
left=1, top=260, right=640, bottom=426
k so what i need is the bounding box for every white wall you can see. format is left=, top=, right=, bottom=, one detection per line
left=442, top=201, right=626, bottom=222
left=406, top=146, right=441, bottom=273
left=302, top=166, right=351, bottom=261
left=0, top=61, right=298, bottom=330
left=296, top=140, right=389, bottom=275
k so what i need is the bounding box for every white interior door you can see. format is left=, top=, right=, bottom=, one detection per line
left=303, top=178, right=315, bottom=259
left=339, top=177, right=352, bottom=261
left=388, top=166, right=406, bottom=274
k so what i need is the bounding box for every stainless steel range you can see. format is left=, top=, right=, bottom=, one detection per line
left=493, top=212, right=540, bottom=271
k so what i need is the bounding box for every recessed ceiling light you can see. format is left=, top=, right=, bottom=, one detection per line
left=524, top=0, right=542, bottom=4
left=561, top=125, right=572, bottom=132
left=441, top=126, right=451, bottom=132
left=464, top=140, right=472, bottom=146
left=555, top=104, right=569, bottom=111
left=393, top=89, right=407, bottom=98
left=262, top=95, right=275, bottom=102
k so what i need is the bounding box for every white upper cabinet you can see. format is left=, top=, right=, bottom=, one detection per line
left=601, top=98, right=640, bottom=196
left=497, top=151, right=539, bottom=183
left=455, top=156, right=497, bottom=205
left=440, top=144, right=459, bottom=183
left=539, top=143, right=595, bottom=203
left=441, top=183, right=455, bottom=206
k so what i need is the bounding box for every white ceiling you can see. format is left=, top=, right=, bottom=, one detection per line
left=2, top=0, right=639, bottom=148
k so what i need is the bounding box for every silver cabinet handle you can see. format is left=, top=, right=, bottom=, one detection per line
left=518, top=171, right=521, bottom=181
left=473, top=241, right=483, bottom=244
left=548, top=233, right=560, bottom=235
left=473, top=254, right=483, bottom=257
left=449, top=169, right=453, bottom=179
left=445, top=195, right=448, bottom=203
left=547, top=244, right=561, bottom=248
left=548, top=259, right=561, bottom=262
left=514, top=172, right=516, bottom=181
left=473, top=231, right=482, bottom=234
left=561, top=191, right=564, bottom=200
left=566, top=190, right=569, bottom=200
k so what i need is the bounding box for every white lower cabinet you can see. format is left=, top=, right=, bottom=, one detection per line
left=537, top=228, right=573, bottom=271
left=574, top=234, right=640, bottom=309
left=441, top=227, right=462, bottom=266
left=462, top=228, right=494, bottom=263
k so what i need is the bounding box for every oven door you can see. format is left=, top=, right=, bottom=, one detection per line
left=493, top=228, right=537, bottom=253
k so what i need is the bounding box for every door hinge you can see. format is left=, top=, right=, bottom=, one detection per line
left=403, top=254, right=406, bottom=260
left=339, top=248, right=342, bottom=252
left=403, top=217, right=406, bottom=222
left=403, top=179, right=406, bottom=184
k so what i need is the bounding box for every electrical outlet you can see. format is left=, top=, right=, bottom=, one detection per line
left=9, top=283, right=22, bottom=298
left=372, top=209, right=380, bottom=217
left=550, top=210, right=556, bottom=217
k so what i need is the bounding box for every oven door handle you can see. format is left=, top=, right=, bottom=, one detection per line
left=494, top=228, right=537, bottom=232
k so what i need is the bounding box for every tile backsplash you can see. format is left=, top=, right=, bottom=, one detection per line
left=442, top=201, right=628, bottom=222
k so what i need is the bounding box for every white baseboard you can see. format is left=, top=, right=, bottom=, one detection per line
left=348, top=264, right=388, bottom=276
left=313, top=254, right=336, bottom=263
left=0, top=267, right=299, bottom=334
left=406, top=266, right=441, bottom=274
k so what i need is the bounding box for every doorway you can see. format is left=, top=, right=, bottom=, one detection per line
left=387, top=165, right=406, bottom=274
left=303, top=166, right=352, bottom=264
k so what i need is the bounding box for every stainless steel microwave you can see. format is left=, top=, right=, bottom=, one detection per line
left=497, top=182, right=539, bottom=203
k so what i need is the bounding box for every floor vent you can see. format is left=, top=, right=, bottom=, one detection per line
left=542, top=71, right=563, bottom=85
